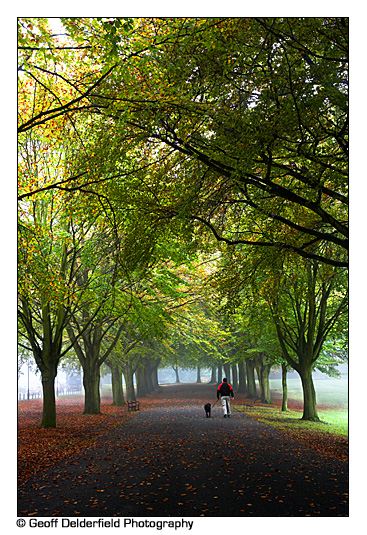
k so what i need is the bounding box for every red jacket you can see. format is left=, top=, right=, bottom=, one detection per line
left=217, top=381, right=234, bottom=399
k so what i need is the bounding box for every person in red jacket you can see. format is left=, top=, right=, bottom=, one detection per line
left=217, top=378, right=234, bottom=418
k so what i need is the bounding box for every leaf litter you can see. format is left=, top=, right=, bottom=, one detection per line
left=18, top=384, right=348, bottom=517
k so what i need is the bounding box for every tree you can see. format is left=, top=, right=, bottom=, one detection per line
left=264, top=256, right=348, bottom=420
left=66, top=316, right=125, bottom=414
left=18, top=194, right=76, bottom=427
left=246, top=359, right=257, bottom=399
left=17, top=49, right=121, bottom=424
left=62, top=210, right=131, bottom=414
left=212, top=239, right=347, bottom=419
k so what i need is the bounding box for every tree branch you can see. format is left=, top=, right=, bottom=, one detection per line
left=190, top=215, right=348, bottom=268
left=18, top=64, right=117, bottom=133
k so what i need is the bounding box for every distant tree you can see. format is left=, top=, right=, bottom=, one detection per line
left=266, top=257, right=348, bottom=420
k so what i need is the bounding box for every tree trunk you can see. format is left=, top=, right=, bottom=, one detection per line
left=66, top=322, right=103, bottom=415
left=144, top=364, right=154, bottom=393
left=40, top=369, right=57, bottom=428
left=255, top=357, right=261, bottom=392
left=151, top=360, right=161, bottom=390
left=217, top=363, right=223, bottom=384
left=123, top=362, right=136, bottom=401
left=173, top=366, right=180, bottom=383
left=299, top=367, right=319, bottom=421
left=196, top=366, right=201, bottom=383
left=237, top=360, right=247, bottom=393
left=136, top=366, right=148, bottom=397
left=281, top=363, right=288, bottom=412
left=223, top=363, right=231, bottom=381
left=254, top=354, right=272, bottom=404
left=246, top=359, right=257, bottom=398
left=260, top=364, right=272, bottom=404
left=210, top=366, right=217, bottom=383
left=231, top=364, right=238, bottom=390
left=110, top=361, right=125, bottom=406
left=83, top=361, right=101, bottom=414
left=22, top=301, right=65, bottom=427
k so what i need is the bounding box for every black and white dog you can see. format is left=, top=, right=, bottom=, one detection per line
left=204, top=403, right=211, bottom=418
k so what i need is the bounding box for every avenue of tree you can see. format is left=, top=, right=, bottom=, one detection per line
left=18, top=17, right=348, bottom=427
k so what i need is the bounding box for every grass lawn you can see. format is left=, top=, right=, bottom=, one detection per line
left=233, top=375, right=348, bottom=461
left=234, top=403, right=348, bottom=437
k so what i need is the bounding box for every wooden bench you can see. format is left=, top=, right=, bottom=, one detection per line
left=127, top=400, right=140, bottom=412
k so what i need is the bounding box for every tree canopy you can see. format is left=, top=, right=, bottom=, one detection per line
left=18, top=17, right=348, bottom=267
left=18, top=17, right=348, bottom=425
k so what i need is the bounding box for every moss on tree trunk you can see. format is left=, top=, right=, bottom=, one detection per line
left=300, top=368, right=319, bottom=421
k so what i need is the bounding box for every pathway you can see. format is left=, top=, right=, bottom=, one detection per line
left=18, top=384, right=348, bottom=517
